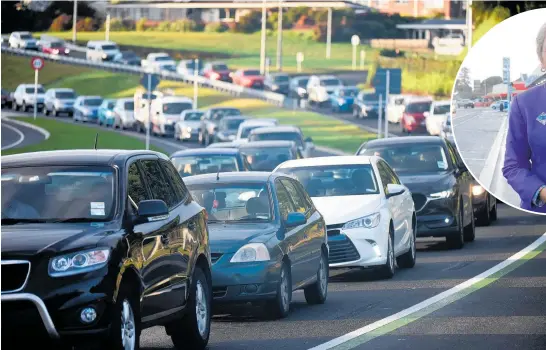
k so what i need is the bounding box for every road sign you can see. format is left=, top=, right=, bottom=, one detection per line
left=140, top=73, right=160, bottom=92
left=351, top=35, right=360, bottom=46
left=31, top=57, right=44, bottom=71
left=296, top=52, right=304, bottom=62
left=373, top=68, right=402, bottom=96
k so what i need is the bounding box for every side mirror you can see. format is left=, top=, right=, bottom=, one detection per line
left=285, top=212, right=306, bottom=228
left=137, top=200, right=169, bottom=222
left=386, top=184, right=405, bottom=198
left=305, top=136, right=313, bottom=143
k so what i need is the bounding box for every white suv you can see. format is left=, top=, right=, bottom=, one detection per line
left=13, top=84, right=46, bottom=112
left=307, top=75, right=343, bottom=106
left=9, top=32, right=38, bottom=50
left=86, top=41, right=121, bottom=62
left=151, top=96, right=194, bottom=137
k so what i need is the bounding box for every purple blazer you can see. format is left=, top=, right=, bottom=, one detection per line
left=502, top=84, right=546, bottom=213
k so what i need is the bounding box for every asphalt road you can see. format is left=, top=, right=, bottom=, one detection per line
left=1, top=117, right=47, bottom=150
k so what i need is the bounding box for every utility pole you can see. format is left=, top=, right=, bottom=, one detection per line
left=105, top=12, right=111, bottom=41
left=326, top=8, right=332, bottom=59
left=466, top=0, right=473, bottom=50
left=259, top=0, right=267, bottom=75
left=72, top=0, right=78, bottom=43
left=276, top=3, right=283, bottom=71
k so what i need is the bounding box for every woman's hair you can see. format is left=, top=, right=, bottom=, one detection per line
left=537, top=22, right=546, bottom=64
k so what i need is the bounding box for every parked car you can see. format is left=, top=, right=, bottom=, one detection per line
left=249, top=126, right=315, bottom=158
left=236, top=119, right=279, bottom=142
left=238, top=140, right=303, bottom=171
left=425, top=100, right=451, bottom=136
left=400, top=99, right=433, bottom=134
left=264, top=73, right=290, bottom=94
left=1, top=150, right=212, bottom=349
left=386, top=94, right=424, bottom=124
left=1, top=88, right=14, bottom=109
left=170, top=148, right=251, bottom=177
left=199, top=107, right=242, bottom=146
left=177, top=59, right=203, bottom=76
left=330, top=86, right=360, bottom=113
left=86, top=40, right=121, bottom=62
left=151, top=96, right=193, bottom=137
left=491, top=100, right=509, bottom=111
left=113, top=98, right=136, bottom=130
left=12, top=84, right=45, bottom=112
left=275, top=156, right=416, bottom=278
left=175, top=110, right=204, bottom=142
left=9, top=31, right=38, bottom=50
left=98, top=99, right=117, bottom=127
left=203, top=62, right=232, bottom=82
left=231, top=69, right=265, bottom=89
left=456, top=99, right=474, bottom=108
left=73, top=96, right=103, bottom=123
left=357, top=136, right=475, bottom=249
left=114, top=50, right=141, bottom=66
left=307, top=75, right=343, bottom=106
left=215, top=116, right=248, bottom=142
left=352, top=92, right=382, bottom=119
left=39, top=40, right=69, bottom=56
left=289, top=76, right=310, bottom=100
left=43, top=88, right=76, bottom=117
left=184, top=172, right=328, bottom=318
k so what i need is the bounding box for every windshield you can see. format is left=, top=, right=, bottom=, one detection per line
left=124, top=101, right=134, bottom=110
left=279, top=164, right=379, bottom=197
left=274, top=75, right=289, bottom=82
left=222, top=119, right=245, bottom=131
left=249, top=132, right=303, bottom=148
left=433, top=104, right=450, bottom=115
left=406, top=102, right=432, bottom=113
left=240, top=125, right=266, bottom=139
left=321, top=79, right=341, bottom=87
left=241, top=147, right=295, bottom=171
left=163, top=102, right=192, bottom=115
left=155, top=56, right=172, bottom=61
left=171, top=155, right=240, bottom=177
left=106, top=101, right=115, bottom=109
left=25, top=87, right=45, bottom=94
left=50, top=42, right=63, bottom=48
left=1, top=166, right=115, bottom=223
left=359, top=144, right=450, bottom=174
left=20, top=34, right=33, bottom=40
left=187, top=183, right=271, bottom=223
left=84, top=99, right=102, bottom=107
left=340, top=88, right=359, bottom=97
left=210, top=109, right=241, bottom=121
left=244, top=70, right=261, bottom=76
left=102, top=45, right=118, bottom=51
left=56, top=91, right=75, bottom=99
left=213, top=64, right=228, bottom=71
left=184, top=112, right=203, bottom=121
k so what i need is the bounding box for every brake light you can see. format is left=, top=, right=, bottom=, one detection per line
left=211, top=72, right=220, bottom=80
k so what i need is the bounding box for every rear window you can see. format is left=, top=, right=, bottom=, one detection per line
left=84, top=99, right=102, bottom=107
left=101, top=45, right=118, bottom=51
left=213, top=64, right=228, bottom=71
left=155, top=56, right=172, bottom=61
left=25, top=87, right=45, bottom=94
left=244, top=70, right=261, bottom=76
left=406, top=102, right=432, bottom=113
left=50, top=42, right=63, bottom=48
left=171, top=155, right=240, bottom=177
left=359, top=144, right=450, bottom=174
left=222, top=119, right=245, bottom=130
left=210, top=109, right=241, bottom=121
left=240, top=147, right=295, bottom=171
left=321, top=79, right=341, bottom=86
left=55, top=91, right=75, bottom=99
left=184, top=112, right=203, bottom=121
left=124, top=101, right=134, bottom=110
left=249, top=132, right=303, bottom=148
left=274, top=75, right=290, bottom=82
left=20, top=34, right=33, bottom=40
left=163, top=102, right=192, bottom=114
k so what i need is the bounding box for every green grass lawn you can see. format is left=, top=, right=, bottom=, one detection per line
left=2, top=117, right=164, bottom=156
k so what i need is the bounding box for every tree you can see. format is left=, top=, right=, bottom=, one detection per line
left=455, top=67, right=473, bottom=97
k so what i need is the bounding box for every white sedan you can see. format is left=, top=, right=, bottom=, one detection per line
left=174, top=110, right=204, bottom=142
left=275, top=156, right=416, bottom=279
left=425, top=100, right=451, bottom=136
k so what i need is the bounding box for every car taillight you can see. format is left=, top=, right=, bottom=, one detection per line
left=211, top=72, right=220, bottom=80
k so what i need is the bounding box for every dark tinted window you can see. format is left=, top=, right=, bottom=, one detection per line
left=244, top=70, right=261, bottom=76
left=101, top=45, right=118, bottom=51
left=50, top=42, right=63, bottom=48
left=406, top=102, right=431, bottom=113
left=297, top=79, right=309, bottom=87
left=241, top=146, right=295, bottom=171
left=20, top=34, right=33, bottom=40
left=381, top=161, right=401, bottom=185
left=376, top=162, right=391, bottom=194
left=55, top=91, right=75, bottom=99
left=127, top=162, right=149, bottom=207
left=140, top=160, right=177, bottom=208
left=160, top=160, right=187, bottom=204
left=212, top=64, right=228, bottom=70
left=249, top=132, right=303, bottom=148
left=280, top=179, right=307, bottom=214
left=359, top=144, right=450, bottom=174
left=221, top=118, right=245, bottom=130
left=321, top=79, right=341, bottom=86
left=107, top=101, right=116, bottom=109
left=84, top=98, right=102, bottom=107
left=25, top=87, right=45, bottom=94
left=171, top=155, right=240, bottom=177
left=274, top=75, right=289, bottom=82
left=275, top=180, right=296, bottom=221
left=163, top=102, right=192, bottom=114
left=124, top=101, right=134, bottom=110
left=155, top=56, right=172, bottom=61
left=433, top=104, right=450, bottom=115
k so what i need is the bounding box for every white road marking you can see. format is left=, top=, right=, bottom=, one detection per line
left=308, top=231, right=546, bottom=350
left=1, top=122, right=25, bottom=150
left=3, top=117, right=50, bottom=140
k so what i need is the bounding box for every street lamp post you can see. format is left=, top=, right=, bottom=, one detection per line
left=276, top=3, right=283, bottom=71
left=259, top=0, right=267, bottom=75
left=326, top=8, right=332, bottom=59
left=72, top=0, right=78, bottom=43
left=466, top=0, right=473, bottom=50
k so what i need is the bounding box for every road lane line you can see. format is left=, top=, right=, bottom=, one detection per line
left=308, top=232, right=546, bottom=350
left=3, top=117, right=50, bottom=140
left=1, top=123, right=25, bottom=150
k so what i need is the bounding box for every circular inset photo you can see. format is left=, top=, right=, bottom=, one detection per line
left=451, top=9, right=546, bottom=215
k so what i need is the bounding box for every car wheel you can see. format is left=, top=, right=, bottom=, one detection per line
left=168, top=266, right=211, bottom=350
left=23, top=101, right=28, bottom=112
left=12, top=101, right=18, bottom=111
left=266, top=261, right=292, bottom=319
left=53, top=108, right=58, bottom=117
left=396, top=218, right=416, bottom=268
left=476, top=196, right=491, bottom=226
left=377, top=227, right=395, bottom=279
left=490, top=199, right=498, bottom=221
left=447, top=205, right=465, bottom=249
left=103, top=282, right=140, bottom=350
left=304, top=249, right=328, bottom=305
left=463, top=206, right=476, bottom=242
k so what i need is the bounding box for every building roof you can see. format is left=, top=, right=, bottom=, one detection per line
left=397, top=18, right=467, bottom=30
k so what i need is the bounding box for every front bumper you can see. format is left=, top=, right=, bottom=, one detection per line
left=472, top=193, right=488, bottom=213
left=55, top=105, right=74, bottom=112
left=405, top=119, right=427, bottom=132
left=211, top=255, right=281, bottom=304
left=414, top=196, right=459, bottom=237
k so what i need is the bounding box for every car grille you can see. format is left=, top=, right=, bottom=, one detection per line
left=1, top=261, right=31, bottom=293
left=328, top=235, right=360, bottom=264
left=211, top=253, right=223, bottom=264
left=412, top=193, right=428, bottom=212
left=326, top=223, right=344, bottom=237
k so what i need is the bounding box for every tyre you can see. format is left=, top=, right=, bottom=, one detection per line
left=169, top=266, right=211, bottom=350
left=377, top=228, right=395, bottom=279
left=447, top=205, right=465, bottom=249
left=304, top=250, right=328, bottom=305
left=44, top=107, right=49, bottom=116
left=53, top=108, right=58, bottom=117
left=463, top=207, right=476, bottom=242
left=23, top=101, right=28, bottom=112
left=397, top=219, right=416, bottom=268
left=136, top=123, right=142, bottom=133
left=103, top=282, right=140, bottom=350
left=266, top=261, right=292, bottom=319
left=476, top=197, right=491, bottom=226
left=490, top=199, right=498, bottom=221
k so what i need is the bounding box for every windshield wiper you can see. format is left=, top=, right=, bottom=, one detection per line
left=1, top=218, right=48, bottom=225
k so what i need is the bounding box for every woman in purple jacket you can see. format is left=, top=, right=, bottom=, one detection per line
left=502, top=22, right=546, bottom=214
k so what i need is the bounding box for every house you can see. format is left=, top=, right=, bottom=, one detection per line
left=352, top=0, right=465, bottom=18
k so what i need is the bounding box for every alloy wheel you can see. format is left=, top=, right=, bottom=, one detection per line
left=319, top=255, right=327, bottom=297
left=280, top=268, right=289, bottom=312
left=195, top=280, right=208, bottom=338
left=121, top=299, right=136, bottom=350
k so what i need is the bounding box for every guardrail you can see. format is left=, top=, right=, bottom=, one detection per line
left=1, top=46, right=286, bottom=107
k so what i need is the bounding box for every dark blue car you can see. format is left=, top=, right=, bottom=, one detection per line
left=170, top=148, right=251, bottom=178
left=184, top=172, right=329, bottom=318
left=330, top=86, right=360, bottom=113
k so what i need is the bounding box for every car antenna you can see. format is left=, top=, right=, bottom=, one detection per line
left=94, top=133, right=99, bottom=150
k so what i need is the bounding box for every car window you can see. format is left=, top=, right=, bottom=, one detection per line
left=140, top=160, right=177, bottom=208
left=25, top=87, right=45, bottom=94
left=160, top=160, right=188, bottom=204
left=240, top=146, right=295, bottom=171
left=249, top=132, right=303, bottom=148
left=171, top=155, right=240, bottom=177
left=280, top=179, right=307, bottom=214
left=406, top=102, right=431, bottom=113
left=275, top=180, right=296, bottom=221
left=376, top=162, right=391, bottom=194
left=445, top=141, right=463, bottom=169
left=378, top=160, right=401, bottom=186
left=127, top=162, right=149, bottom=208
left=184, top=112, right=203, bottom=121
left=433, top=104, right=450, bottom=115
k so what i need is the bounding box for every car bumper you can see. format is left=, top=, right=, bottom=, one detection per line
left=181, top=130, right=199, bottom=140
left=414, top=198, right=459, bottom=237
left=472, top=193, right=488, bottom=213
left=426, top=120, right=444, bottom=135
left=211, top=257, right=281, bottom=304
left=55, top=106, right=74, bottom=112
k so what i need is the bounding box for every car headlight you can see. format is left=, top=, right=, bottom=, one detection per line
left=49, top=249, right=110, bottom=277
left=186, top=126, right=192, bottom=132
left=472, top=185, right=485, bottom=196
left=230, top=243, right=270, bottom=263
left=342, top=212, right=381, bottom=230
left=338, top=97, right=345, bottom=104
left=102, top=53, right=108, bottom=59
left=429, top=190, right=454, bottom=199
left=106, top=110, right=113, bottom=117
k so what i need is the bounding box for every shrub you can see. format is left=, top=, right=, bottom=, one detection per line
left=204, top=22, right=228, bottom=33
left=233, top=11, right=262, bottom=33
left=136, top=18, right=147, bottom=31
left=76, top=17, right=95, bottom=32
left=169, top=19, right=198, bottom=32
left=379, top=49, right=405, bottom=58
left=49, top=14, right=71, bottom=31
left=106, top=17, right=134, bottom=31
left=156, top=21, right=171, bottom=32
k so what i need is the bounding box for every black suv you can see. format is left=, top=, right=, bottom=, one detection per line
left=1, top=150, right=212, bottom=350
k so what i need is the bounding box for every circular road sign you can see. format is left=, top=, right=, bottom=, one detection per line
left=31, top=57, right=45, bottom=71
left=351, top=35, right=360, bottom=46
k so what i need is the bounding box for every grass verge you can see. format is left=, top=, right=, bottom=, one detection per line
left=2, top=117, right=164, bottom=156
